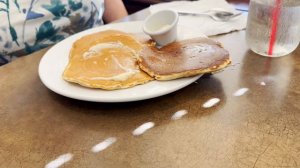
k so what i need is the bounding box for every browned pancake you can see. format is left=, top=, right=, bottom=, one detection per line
left=137, top=37, right=231, bottom=80
left=63, top=30, right=154, bottom=90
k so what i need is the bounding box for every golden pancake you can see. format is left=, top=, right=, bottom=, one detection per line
left=137, top=37, right=231, bottom=80
left=63, top=30, right=154, bottom=90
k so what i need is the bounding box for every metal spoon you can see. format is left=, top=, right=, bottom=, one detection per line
left=178, top=9, right=242, bottom=22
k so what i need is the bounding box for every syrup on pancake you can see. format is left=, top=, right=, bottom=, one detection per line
left=138, top=37, right=231, bottom=80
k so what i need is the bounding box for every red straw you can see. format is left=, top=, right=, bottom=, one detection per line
left=268, top=0, right=282, bottom=56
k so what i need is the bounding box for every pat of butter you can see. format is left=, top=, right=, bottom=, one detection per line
left=83, top=42, right=123, bottom=59
left=89, top=56, right=139, bottom=81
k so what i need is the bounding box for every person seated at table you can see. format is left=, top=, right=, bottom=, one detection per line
left=0, top=0, right=128, bottom=66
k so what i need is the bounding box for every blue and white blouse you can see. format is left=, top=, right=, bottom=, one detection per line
left=0, top=0, right=104, bottom=65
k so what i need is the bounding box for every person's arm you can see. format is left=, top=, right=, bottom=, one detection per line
left=103, top=0, right=128, bottom=23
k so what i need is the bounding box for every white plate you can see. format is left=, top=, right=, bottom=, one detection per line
left=39, top=21, right=204, bottom=102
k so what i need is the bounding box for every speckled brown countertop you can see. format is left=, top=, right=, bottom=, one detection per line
left=0, top=8, right=300, bottom=168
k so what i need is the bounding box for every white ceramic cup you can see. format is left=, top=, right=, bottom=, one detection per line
left=143, top=10, right=179, bottom=46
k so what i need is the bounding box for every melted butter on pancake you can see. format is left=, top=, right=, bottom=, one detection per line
left=83, top=42, right=138, bottom=60
left=83, top=42, right=124, bottom=59
left=90, top=56, right=139, bottom=81
left=63, top=30, right=153, bottom=90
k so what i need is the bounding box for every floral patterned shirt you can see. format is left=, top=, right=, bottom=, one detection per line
left=0, top=0, right=104, bottom=66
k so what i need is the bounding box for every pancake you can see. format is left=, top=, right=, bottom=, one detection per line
left=63, top=30, right=154, bottom=90
left=137, top=37, right=231, bottom=80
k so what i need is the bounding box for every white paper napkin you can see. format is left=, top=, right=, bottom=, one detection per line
left=150, top=0, right=247, bottom=36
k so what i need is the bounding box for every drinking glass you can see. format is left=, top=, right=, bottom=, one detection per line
left=246, top=0, right=300, bottom=57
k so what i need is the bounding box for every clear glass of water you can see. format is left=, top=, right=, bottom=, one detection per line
left=246, top=0, right=300, bottom=57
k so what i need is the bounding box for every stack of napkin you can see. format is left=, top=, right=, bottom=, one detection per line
left=150, top=0, right=247, bottom=36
